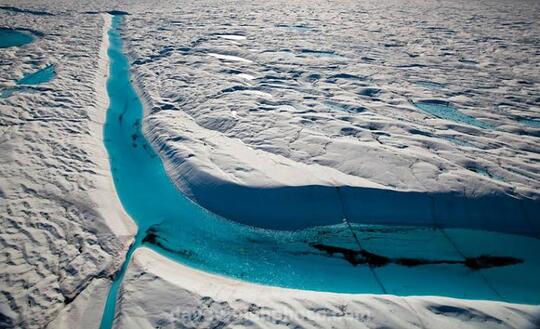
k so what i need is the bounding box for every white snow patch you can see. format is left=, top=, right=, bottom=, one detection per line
left=208, top=52, right=253, bottom=63
left=218, top=34, right=247, bottom=40
left=236, top=73, right=255, bottom=80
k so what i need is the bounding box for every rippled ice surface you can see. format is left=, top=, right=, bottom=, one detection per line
left=0, top=2, right=538, bottom=328
left=123, top=0, right=540, bottom=213
left=111, top=0, right=540, bottom=300
left=101, top=15, right=540, bottom=312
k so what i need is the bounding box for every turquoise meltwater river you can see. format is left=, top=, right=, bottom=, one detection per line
left=99, top=15, right=540, bottom=328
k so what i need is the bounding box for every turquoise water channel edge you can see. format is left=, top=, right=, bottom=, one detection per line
left=99, top=14, right=540, bottom=329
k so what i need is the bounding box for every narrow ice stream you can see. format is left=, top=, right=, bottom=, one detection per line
left=99, top=14, right=540, bottom=328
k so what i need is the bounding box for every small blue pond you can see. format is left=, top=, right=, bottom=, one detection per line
left=0, top=27, right=35, bottom=48
left=17, top=65, right=55, bottom=85
left=413, top=80, right=445, bottom=89
left=0, top=66, right=55, bottom=99
left=519, top=118, right=540, bottom=129
left=414, top=100, right=492, bottom=129
left=99, top=15, right=540, bottom=329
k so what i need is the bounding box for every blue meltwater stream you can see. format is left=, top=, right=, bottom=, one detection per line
left=99, top=15, right=540, bottom=328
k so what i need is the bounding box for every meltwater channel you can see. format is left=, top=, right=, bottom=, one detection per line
left=99, top=14, right=540, bottom=328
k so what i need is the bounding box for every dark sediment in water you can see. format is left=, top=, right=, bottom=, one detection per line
left=310, top=243, right=522, bottom=269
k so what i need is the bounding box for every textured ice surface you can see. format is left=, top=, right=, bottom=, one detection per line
left=1, top=0, right=540, bottom=328
left=119, top=0, right=540, bottom=231
left=93, top=19, right=540, bottom=329
left=0, top=7, right=135, bottom=329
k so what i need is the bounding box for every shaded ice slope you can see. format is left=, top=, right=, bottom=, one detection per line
left=0, top=10, right=135, bottom=328
left=114, top=248, right=540, bottom=329
left=147, top=112, right=539, bottom=233
left=122, top=0, right=540, bottom=232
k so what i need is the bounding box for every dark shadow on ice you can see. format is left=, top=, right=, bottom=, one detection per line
left=84, top=10, right=130, bottom=16
left=182, top=180, right=540, bottom=237
left=0, top=6, right=54, bottom=16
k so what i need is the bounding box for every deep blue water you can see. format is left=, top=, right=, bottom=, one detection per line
left=0, top=28, right=34, bottom=48
left=414, top=100, right=492, bottom=129
left=99, top=15, right=540, bottom=329
left=17, top=65, right=55, bottom=85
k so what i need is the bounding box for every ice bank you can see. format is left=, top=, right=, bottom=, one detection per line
left=146, top=112, right=540, bottom=236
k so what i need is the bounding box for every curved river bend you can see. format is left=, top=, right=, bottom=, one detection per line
left=99, top=15, right=540, bottom=329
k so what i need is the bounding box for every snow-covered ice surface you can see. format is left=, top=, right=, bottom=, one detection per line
left=123, top=0, right=540, bottom=231
left=115, top=248, right=540, bottom=329
left=0, top=6, right=136, bottom=328
left=1, top=0, right=540, bottom=328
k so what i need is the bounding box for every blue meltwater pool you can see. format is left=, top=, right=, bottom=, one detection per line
left=99, top=14, right=540, bottom=329
left=0, top=27, right=35, bottom=48
left=17, top=65, right=55, bottom=85
left=414, top=99, right=492, bottom=129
